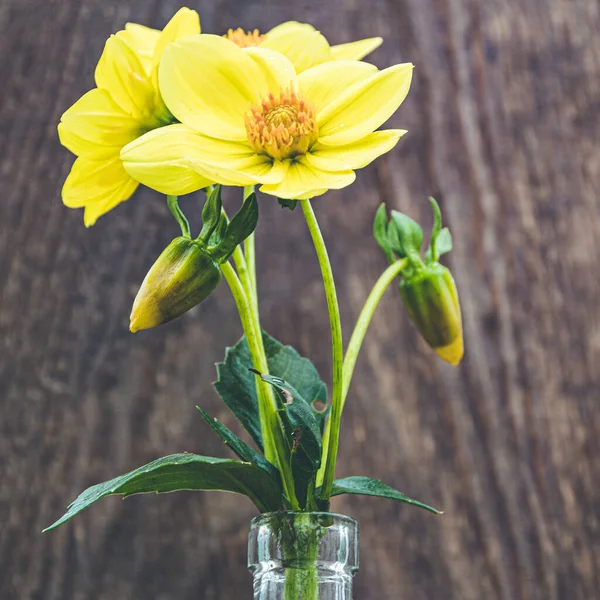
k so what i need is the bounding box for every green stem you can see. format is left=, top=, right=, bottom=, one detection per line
left=221, top=261, right=299, bottom=510
left=229, top=193, right=274, bottom=476
left=300, top=200, right=343, bottom=505
left=232, top=245, right=270, bottom=385
left=341, top=258, right=408, bottom=402
left=232, top=246, right=255, bottom=310
left=220, top=261, right=274, bottom=461
left=167, top=195, right=190, bottom=237
left=230, top=229, right=279, bottom=485
left=244, top=186, right=258, bottom=314
left=281, top=514, right=320, bottom=600
left=317, top=258, right=408, bottom=487
left=225, top=201, right=287, bottom=500
left=245, top=235, right=258, bottom=310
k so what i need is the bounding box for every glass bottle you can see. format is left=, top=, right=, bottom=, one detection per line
left=248, top=512, right=359, bottom=600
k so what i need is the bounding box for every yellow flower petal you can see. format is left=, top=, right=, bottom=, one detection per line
left=120, top=124, right=216, bottom=195
left=317, top=63, right=414, bottom=146
left=159, top=35, right=267, bottom=141
left=150, top=7, right=201, bottom=86
left=117, top=23, right=161, bottom=74
left=121, top=123, right=284, bottom=191
left=259, top=156, right=355, bottom=199
left=307, top=129, right=407, bottom=170
left=264, top=21, right=308, bottom=36
left=434, top=335, right=464, bottom=366
left=58, top=88, right=142, bottom=159
left=95, top=35, right=156, bottom=122
left=331, top=37, right=383, bottom=61
left=262, top=21, right=332, bottom=74
left=243, top=47, right=297, bottom=94
left=298, top=60, right=377, bottom=113
left=194, top=154, right=286, bottom=187
left=62, top=156, right=138, bottom=227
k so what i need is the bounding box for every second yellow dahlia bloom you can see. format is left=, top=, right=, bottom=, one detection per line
left=224, top=21, right=383, bottom=73
left=121, top=35, right=413, bottom=201
left=58, top=8, right=200, bottom=226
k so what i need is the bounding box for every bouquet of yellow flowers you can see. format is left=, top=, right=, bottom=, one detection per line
left=48, top=7, right=463, bottom=599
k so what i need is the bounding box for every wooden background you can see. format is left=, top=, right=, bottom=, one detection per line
left=1, top=0, right=599, bottom=598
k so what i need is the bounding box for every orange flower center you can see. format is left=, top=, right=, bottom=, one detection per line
left=224, top=28, right=267, bottom=48
left=245, top=87, right=319, bottom=162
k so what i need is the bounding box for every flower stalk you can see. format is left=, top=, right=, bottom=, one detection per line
left=221, top=261, right=299, bottom=510
left=316, top=258, right=409, bottom=487
left=300, top=200, right=343, bottom=505
left=167, top=195, right=191, bottom=238
left=243, top=185, right=258, bottom=314
left=230, top=244, right=283, bottom=471
left=341, top=258, right=408, bottom=404
left=223, top=193, right=288, bottom=498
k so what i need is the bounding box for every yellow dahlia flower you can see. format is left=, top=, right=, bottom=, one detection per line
left=224, top=21, right=383, bottom=73
left=58, top=8, right=200, bottom=226
left=121, top=35, right=413, bottom=201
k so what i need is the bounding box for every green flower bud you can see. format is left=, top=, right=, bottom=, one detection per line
left=130, top=237, right=221, bottom=332
left=399, top=264, right=463, bottom=365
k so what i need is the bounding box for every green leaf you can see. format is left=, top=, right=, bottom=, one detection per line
left=329, top=476, right=442, bottom=515
left=212, top=193, right=259, bottom=262
left=261, top=332, right=329, bottom=433
left=214, top=331, right=329, bottom=453
left=373, top=203, right=394, bottom=263
left=198, top=185, right=223, bottom=243
left=195, top=406, right=279, bottom=481
left=252, top=370, right=323, bottom=509
left=252, top=372, right=322, bottom=467
left=389, top=210, right=423, bottom=263
left=214, top=338, right=265, bottom=452
left=278, top=198, right=297, bottom=210
left=44, top=454, right=283, bottom=531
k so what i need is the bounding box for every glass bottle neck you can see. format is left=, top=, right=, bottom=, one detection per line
left=248, top=512, right=359, bottom=600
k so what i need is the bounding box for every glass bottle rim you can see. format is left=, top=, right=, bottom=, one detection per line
left=250, top=511, right=357, bottom=528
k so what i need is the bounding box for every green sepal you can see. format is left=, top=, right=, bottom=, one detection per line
left=278, top=198, right=297, bottom=210
left=435, top=228, right=452, bottom=258
left=208, top=212, right=228, bottom=246
left=212, top=193, right=259, bottom=262
left=429, top=197, right=442, bottom=248
left=198, top=185, right=223, bottom=243
left=44, top=454, right=284, bottom=531
left=388, top=210, right=424, bottom=264
left=195, top=406, right=279, bottom=481
left=373, top=203, right=394, bottom=263
left=328, top=476, right=442, bottom=515
left=424, top=197, right=452, bottom=264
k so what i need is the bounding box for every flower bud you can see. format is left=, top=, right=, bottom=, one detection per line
left=130, top=237, right=221, bottom=332
left=399, top=264, right=463, bottom=365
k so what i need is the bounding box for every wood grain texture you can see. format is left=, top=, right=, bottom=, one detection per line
left=1, top=0, right=599, bottom=598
